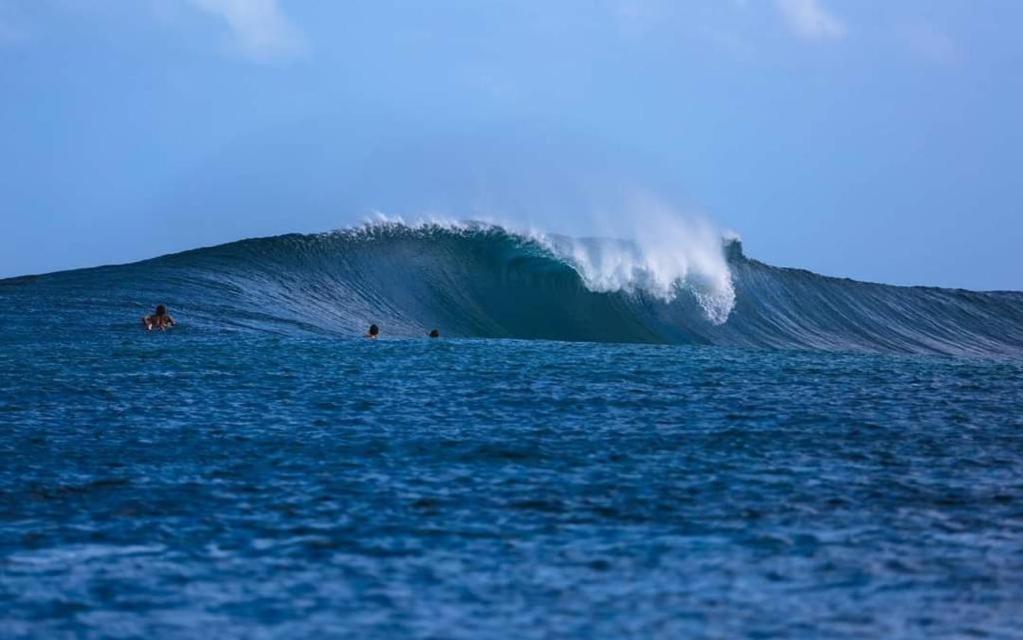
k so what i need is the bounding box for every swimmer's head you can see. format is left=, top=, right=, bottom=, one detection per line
left=368, top=324, right=379, bottom=337
left=429, top=329, right=440, bottom=338
left=155, top=304, right=167, bottom=316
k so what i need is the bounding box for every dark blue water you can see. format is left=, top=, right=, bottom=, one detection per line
left=2, top=331, right=1021, bottom=639
left=2, top=224, right=1022, bottom=638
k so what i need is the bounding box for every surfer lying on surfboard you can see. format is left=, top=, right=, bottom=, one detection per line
left=143, top=304, right=175, bottom=331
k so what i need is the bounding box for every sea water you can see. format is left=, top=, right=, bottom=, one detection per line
left=2, top=221, right=1022, bottom=638
left=2, top=330, right=1021, bottom=639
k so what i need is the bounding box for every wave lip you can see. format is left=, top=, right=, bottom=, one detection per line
left=337, top=217, right=736, bottom=324
left=2, top=220, right=1022, bottom=356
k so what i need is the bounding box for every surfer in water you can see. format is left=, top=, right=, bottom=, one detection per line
left=429, top=329, right=440, bottom=338
left=366, top=324, right=380, bottom=339
left=143, top=304, right=175, bottom=331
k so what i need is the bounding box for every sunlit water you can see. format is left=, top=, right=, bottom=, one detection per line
left=1, top=330, right=1021, bottom=639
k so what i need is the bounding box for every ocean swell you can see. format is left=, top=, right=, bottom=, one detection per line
left=1, top=221, right=1022, bottom=356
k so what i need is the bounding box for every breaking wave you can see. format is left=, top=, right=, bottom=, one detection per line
left=2, top=220, right=1022, bottom=356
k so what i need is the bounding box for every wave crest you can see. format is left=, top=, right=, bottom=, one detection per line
left=348, top=216, right=736, bottom=324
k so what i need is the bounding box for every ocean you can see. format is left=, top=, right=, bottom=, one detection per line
left=1, top=222, right=1022, bottom=638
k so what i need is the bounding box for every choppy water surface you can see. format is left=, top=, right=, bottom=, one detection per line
left=2, top=332, right=1021, bottom=639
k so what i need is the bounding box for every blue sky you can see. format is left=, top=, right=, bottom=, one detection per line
left=1, top=1, right=1021, bottom=289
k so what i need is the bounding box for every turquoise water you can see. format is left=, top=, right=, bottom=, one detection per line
left=2, top=223, right=1022, bottom=638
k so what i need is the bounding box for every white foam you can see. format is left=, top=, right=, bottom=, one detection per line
left=532, top=218, right=735, bottom=325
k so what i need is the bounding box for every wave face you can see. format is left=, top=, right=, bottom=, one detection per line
left=2, top=221, right=1022, bottom=356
